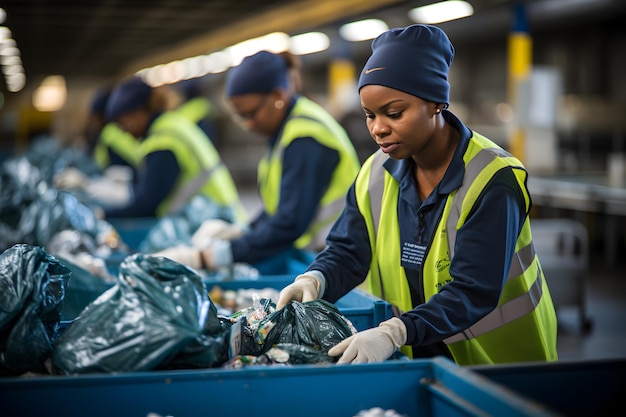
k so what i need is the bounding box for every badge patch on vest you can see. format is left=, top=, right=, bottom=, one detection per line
left=401, top=241, right=426, bottom=268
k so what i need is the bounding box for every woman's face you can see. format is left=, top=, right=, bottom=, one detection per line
left=116, top=108, right=150, bottom=138
left=360, top=84, right=439, bottom=160
left=229, top=90, right=285, bottom=137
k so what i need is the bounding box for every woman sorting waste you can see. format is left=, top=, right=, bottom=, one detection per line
left=158, top=51, right=360, bottom=275
left=276, top=24, right=558, bottom=365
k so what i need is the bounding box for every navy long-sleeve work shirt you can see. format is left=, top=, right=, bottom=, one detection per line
left=230, top=136, right=339, bottom=264
left=104, top=149, right=179, bottom=218
left=308, top=111, right=527, bottom=355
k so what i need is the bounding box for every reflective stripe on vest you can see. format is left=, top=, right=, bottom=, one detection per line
left=444, top=265, right=543, bottom=343
left=167, top=159, right=224, bottom=215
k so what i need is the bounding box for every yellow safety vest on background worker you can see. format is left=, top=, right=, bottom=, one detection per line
left=140, top=111, right=247, bottom=221
left=174, top=96, right=212, bottom=126
left=93, top=122, right=141, bottom=169
left=355, top=132, right=558, bottom=365
left=257, top=96, right=360, bottom=250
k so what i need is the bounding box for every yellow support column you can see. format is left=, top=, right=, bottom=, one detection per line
left=508, top=2, right=532, bottom=162
left=328, top=57, right=358, bottom=119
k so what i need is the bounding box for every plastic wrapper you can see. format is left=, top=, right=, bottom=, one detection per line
left=237, top=298, right=357, bottom=363
left=0, top=244, right=70, bottom=375
left=52, top=253, right=228, bottom=374
left=223, top=343, right=335, bottom=369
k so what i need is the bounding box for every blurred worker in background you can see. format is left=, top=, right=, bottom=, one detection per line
left=102, top=76, right=247, bottom=221
left=89, top=87, right=142, bottom=175
left=53, top=86, right=141, bottom=206
left=173, top=77, right=218, bottom=143
left=158, top=50, right=360, bottom=274
left=276, top=24, right=558, bottom=365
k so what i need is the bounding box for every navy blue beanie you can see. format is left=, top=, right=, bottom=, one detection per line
left=225, top=51, right=289, bottom=98
left=105, top=77, right=152, bottom=122
left=358, top=24, right=454, bottom=107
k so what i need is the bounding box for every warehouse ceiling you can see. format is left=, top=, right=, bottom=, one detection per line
left=2, top=0, right=625, bottom=92
left=1, top=0, right=404, bottom=85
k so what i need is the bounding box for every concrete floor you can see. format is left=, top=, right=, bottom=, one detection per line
left=554, top=258, right=626, bottom=361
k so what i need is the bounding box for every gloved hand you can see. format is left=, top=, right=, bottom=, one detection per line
left=328, top=317, right=407, bottom=364
left=85, top=176, right=131, bottom=206
left=53, top=167, right=88, bottom=190
left=154, top=245, right=202, bottom=270
left=191, top=219, right=244, bottom=248
left=275, top=274, right=320, bottom=310
left=198, top=239, right=232, bottom=270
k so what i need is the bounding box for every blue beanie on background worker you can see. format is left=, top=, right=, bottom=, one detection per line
left=275, top=24, right=558, bottom=365
left=157, top=50, right=360, bottom=276
left=102, top=76, right=247, bottom=222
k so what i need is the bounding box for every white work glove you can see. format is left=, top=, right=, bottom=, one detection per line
left=328, top=317, right=407, bottom=364
left=275, top=274, right=320, bottom=310
left=154, top=245, right=202, bottom=270
left=85, top=176, right=131, bottom=206
left=53, top=167, right=88, bottom=190
left=154, top=240, right=232, bottom=271
left=191, top=219, right=244, bottom=248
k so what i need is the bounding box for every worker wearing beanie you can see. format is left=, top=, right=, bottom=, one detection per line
left=103, top=76, right=247, bottom=222
left=276, top=24, right=558, bottom=366
left=157, top=50, right=360, bottom=275
left=53, top=86, right=141, bottom=198
left=89, top=87, right=142, bottom=172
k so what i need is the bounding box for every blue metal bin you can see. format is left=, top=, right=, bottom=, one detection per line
left=470, top=358, right=626, bottom=417
left=0, top=357, right=557, bottom=417
left=107, top=217, right=159, bottom=251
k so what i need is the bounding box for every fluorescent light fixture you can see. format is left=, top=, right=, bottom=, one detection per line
left=409, top=0, right=474, bottom=24
left=226, top=32, right=290, bottom=66
left=339, top=19, right=389, bottom=42
left=290, top=32, right=330, bottom=55
left=6, top=72, right=25, bottom=92
left=33, top=75, right=66, bottom=111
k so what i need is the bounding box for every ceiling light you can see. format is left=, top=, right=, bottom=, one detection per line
left=226, top=32, right=290, bottom=66
left=339, top=19, right=389, bottom=42
left=290, top=32, right=330, bottom=55
left=33, top=75, right=66, bottom=111
left=409, top=1, right=474, bottom=24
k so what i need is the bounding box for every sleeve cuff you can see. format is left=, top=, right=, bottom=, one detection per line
left=303, top=269, right=327, bottom=298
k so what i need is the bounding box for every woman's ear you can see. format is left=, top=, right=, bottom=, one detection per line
left=272, top=88, right=290, bottom=110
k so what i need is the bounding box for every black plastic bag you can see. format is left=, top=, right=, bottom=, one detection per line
left=240, top=299, right=357, bottom=360
left=52, top=253, right=227, bottom=374
left=0, top=244, right=70, bottom=375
